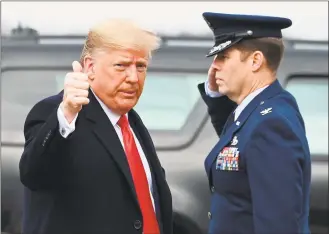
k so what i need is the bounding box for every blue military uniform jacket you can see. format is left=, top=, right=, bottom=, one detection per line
left=198, top=80, right=311, bottom=234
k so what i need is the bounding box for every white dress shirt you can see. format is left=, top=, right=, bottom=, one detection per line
left=57, top=90, right=155, bottom=211
left=204, top=79, right=268, bottom=121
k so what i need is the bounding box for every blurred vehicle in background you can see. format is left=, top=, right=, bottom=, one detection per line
left=1, top=26, right=328, bottom=234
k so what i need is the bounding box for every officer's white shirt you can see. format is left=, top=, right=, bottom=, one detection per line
left=204, top=80, right=269, bottom=121
left=57, top=89, right=155, bottom=211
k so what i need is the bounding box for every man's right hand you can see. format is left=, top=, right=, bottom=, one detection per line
left=60, top=61, right=90, bottom=123
left=207, top=66, right=218, bottom=92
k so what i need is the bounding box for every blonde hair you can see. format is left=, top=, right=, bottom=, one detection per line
left=80, top=19, right=161, bottom=64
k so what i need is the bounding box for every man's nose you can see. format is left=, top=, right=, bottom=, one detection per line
left=126, top=65, right=139, bottom=82
left=211, top=61, right=221, bottom=71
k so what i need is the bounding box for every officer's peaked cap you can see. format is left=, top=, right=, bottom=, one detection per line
left=203, top=12, right=292, bottom=57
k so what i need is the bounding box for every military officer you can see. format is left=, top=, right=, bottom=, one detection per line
left=197, top=12, right=311, bottom=234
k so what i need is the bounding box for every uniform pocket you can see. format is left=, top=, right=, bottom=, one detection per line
left=213, top=170, right=249, bottom=195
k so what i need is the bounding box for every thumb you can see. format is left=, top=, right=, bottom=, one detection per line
left=72, top=61, right=83, bottom=73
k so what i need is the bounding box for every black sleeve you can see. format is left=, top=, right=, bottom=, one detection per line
left=19, top=97, right=71, bottom=191
left=197, top=83, right=236, bottom=137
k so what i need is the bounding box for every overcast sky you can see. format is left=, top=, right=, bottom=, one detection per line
left=2, top=1, right=328, bottom=40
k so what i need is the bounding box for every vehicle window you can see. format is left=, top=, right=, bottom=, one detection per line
left=134, top=72, right=205, bottom=130
left=1, top=69, right=205, bottom=133
left=285, top=77, right=328, bottom=155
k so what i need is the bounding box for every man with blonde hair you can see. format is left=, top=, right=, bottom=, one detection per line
left=19, top=19, right=173, bottom=234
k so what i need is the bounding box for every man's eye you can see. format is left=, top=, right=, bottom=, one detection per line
left=137, top=64, right=147, bottom=71
left=114, top=64, right=126, bottom=70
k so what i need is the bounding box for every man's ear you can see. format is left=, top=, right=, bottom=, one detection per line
left=83, top=55, right=95, bottom=80
left=250, top=51, right=264, bottom=72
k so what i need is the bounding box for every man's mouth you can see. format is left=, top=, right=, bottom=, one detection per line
left=120, top=90, right=137, bottom=97
left=215, top=77, right=224, bottom=84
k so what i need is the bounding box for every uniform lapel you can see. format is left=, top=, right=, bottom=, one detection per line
left=205, top=80, right=283, bottom=177
left=204, top=117, right=239, bottom=178
left=83, top=91, right=138, bottom=203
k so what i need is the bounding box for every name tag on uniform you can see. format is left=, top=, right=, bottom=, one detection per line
left=216, top=147, right=240, bottom=171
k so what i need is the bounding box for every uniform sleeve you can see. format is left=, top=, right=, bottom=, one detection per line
left=246, top=115, right=306, bottom=234
left=204, top=79, right=222, bottom=97
left=198, top=83, right=236, bottom=137
left=19, top=98, right=72, bottom=191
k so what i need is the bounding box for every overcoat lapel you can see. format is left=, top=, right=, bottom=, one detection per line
left=82, top=91, right=138, bottom=204
left=128, top=110, right=164, bottom=181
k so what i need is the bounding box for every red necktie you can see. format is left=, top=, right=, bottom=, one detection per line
left=118, top=115, right=160, bottom=234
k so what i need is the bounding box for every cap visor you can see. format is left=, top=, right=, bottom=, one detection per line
left=206, top=38, right=243, bottom=57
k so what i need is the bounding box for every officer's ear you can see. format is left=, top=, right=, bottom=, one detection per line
left=250, top=51, right=264, bottom=72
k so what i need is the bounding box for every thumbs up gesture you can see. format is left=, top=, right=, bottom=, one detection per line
left=60, top=61, right=90, bottom=123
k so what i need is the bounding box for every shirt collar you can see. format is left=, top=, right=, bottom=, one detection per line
left=90, top=88, right=128, bottom=126
left=234, top=85, right=269, bottom=121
